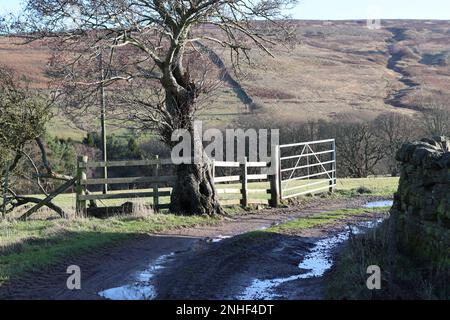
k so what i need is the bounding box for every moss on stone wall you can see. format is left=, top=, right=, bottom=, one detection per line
left=394, top=136, right=449, bottom=223
left=327, top=136, right=449, bottom=299
left=392, top=136, right=449, bottom=295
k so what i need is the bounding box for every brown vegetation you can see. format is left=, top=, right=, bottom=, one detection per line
left=1, top=20, right=450, bottom=127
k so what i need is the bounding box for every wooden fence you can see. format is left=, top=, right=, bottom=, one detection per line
left=213, top=157, right=277, bottom=207
left=75, top=149, right=281, bottom=214
left=76, top=156, right=174, bottom=214
left=3, top=139, right=334, bottom=219
left=75, top=140, right=335, bottom=214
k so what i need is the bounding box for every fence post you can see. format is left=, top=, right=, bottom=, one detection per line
left=270, top=145, right=281, bottom=207
left=2, top=162, right=10, bottom=218
left=153, top=155, right=160, bottom=212
left=240, top=157, right=248, bottom=207
left=329, top=140, right=336, bottom=193
left=76, top=155, right=88, bottom=215
left=306, top=149, right=310, bottom=181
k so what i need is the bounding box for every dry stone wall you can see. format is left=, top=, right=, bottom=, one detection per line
left=393, top=136, right=450, bottom=223
left=391, top=136, right=449, bottom=287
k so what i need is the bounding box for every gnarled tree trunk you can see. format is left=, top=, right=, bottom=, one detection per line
left=162, top=74, right=224, bottom=216
left=170, top=157, right=223, bottom=216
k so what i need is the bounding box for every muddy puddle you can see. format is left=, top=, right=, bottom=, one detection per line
left=210, top=235, right=232, bottom=242
left=237, top=218, right=384, bottom=300
left=98, top=201, right=390, bottom=300
left=98, top=253, right=175, bottom=300
left=364, top=200, right=393, bottom=208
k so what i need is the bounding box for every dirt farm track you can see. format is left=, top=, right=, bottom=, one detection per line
left=0, top=196, right=389, bottom=300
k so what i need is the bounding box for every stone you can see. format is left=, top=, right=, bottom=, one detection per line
left=391, top=136, right=449, bottom=270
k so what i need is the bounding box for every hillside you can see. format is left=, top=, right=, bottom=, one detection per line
left=1, top=20, right=449, bottom=139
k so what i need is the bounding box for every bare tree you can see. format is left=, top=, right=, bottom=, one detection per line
left=374, top=112, right=420, bottom=176
left=4, top=0, right=297, bottom=215
left=0, top=66, right=49, bottom=179
left=333, top=120, right=385, bottom=178
left=0, top=66, right=63, bottom=217
left=0, top=66, right=98, bottom=218
left=420, top=92, right=450, bottom=137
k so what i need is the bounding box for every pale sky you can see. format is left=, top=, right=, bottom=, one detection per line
left=1, top=0, right=450, bottom=20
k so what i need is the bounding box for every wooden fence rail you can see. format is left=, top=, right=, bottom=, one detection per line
left=75, top=155, right=175, bottom=214
left=212, top=152, right=279, bottom=207
left=76, top=153, right=279, bottom=214
left=74, top=139, right=334, bottom=215
left=4, top=139, right=334, bottom=219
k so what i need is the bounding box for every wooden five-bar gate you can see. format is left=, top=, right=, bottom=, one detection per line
left=276, top=139, right=336, bottom=200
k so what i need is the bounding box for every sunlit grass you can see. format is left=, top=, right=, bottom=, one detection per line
left=3, top=177, right=398, bottom=217
left=268, top=207, right=389, bottom=233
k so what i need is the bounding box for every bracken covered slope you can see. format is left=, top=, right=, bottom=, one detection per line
left=1, top=20, right=449, bottom=129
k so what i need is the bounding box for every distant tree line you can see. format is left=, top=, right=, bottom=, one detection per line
left=83, top=132, right=143, bottom=161
left=235, top=108, right=448, bottom=178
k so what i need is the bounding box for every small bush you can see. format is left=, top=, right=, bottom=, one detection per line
left=356, top=186, right=372, bottom=194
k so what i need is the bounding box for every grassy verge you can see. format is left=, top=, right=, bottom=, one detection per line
left=326, top=218, right=449, bottom=300
left=269, top=207, right=389, bottom=234
left=239, top=207, right=390, bottom=241
left=0, top=213, right=221, bottom=285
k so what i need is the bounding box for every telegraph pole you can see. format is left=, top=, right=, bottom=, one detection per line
left=99, top=51, right=108, bottom=194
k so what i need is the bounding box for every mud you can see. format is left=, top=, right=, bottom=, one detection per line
left=0, top=195, right=389, bottom=300
left=155, top=213, right=385, bottom=300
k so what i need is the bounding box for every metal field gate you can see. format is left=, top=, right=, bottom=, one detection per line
left=277, top=139, right=336, bottom=200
